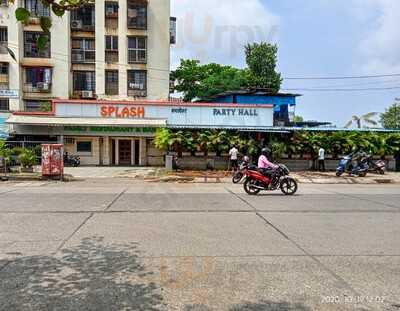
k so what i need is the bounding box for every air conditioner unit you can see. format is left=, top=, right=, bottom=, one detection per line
left=81, top=91, right=94, bottom=98
left=71, top=20, right=83, bottom=30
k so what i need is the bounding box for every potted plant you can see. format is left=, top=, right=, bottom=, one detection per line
left=19, top=148, right=37, bottom=173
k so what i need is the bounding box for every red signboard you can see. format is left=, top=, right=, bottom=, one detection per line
left=100, top=106, right=145, bottom=118
left=41, top=144, right=64, bottom=176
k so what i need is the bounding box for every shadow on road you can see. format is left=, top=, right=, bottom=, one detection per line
left=0, top=236, right=164, bottom=311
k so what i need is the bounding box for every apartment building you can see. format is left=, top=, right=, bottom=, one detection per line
left=0, top=0, right=172, bottom=114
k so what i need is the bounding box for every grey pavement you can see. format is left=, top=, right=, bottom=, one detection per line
left=0, top=180, right=399, bottom=310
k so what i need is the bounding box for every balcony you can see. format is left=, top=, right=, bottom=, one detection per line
left=0, top=42, right=7, bottom=54
left=71, top=5, right=95, bottom=32
left=23, top=82, right=52, bottom=93
left=105, top=82, right=118, bottom=96
left=128, top=89, right=146, bottom=97
left=72, top=90, right=96, bottom=99
left=72, top=50, right=95, bottom=64
left=127, top=1, right=147, bottom=29
left=105, top=50, right=118, bottom=63
left=0, top=74, right=8, bottom=85
left=25, top=0, right=50, bottom=20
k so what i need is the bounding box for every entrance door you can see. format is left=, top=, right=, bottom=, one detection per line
left=118, top=140, right=132, bottom=165
left=134, top=139, right=140, bottom=166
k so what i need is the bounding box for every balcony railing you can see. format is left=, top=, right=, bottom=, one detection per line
left=128, top=89, right=146, bottom=97
left=23, top=82, right=52, bottom=93
left=105, top=50, right=118, bottom=63
left=0, top=42, right=7, bottom=54
left=105, top=83, right=118, bottom=96
left=0, top=74, right=8, bottom=85
left=72, top=50, right=95, bottom=63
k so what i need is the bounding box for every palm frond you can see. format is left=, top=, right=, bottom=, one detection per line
left=363, top=119, right=378, bottom=126
left=362, top=112, right=378, bottom=119
left=344, top=120, right=353, bottom=128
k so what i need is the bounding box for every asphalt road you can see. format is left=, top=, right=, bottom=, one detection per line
left=0, top=179, right=399, bottom=311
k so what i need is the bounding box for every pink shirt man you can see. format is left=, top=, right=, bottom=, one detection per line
left=258, top=155, right=278, bottom=169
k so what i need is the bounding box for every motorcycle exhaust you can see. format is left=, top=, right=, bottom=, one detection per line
left=250, top=185, right=266, bottom=190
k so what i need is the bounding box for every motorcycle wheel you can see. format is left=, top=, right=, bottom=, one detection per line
left=378, top=169, right=385, bottom=175
left=358, top=172, right=367, bottom=177
left=336, top=171, right=343, bottom=177
left=232, top=172, right=243, bottom=184
left=280, top=178, right=298, bottom=195
left=244, top=178, right=261, bottom=195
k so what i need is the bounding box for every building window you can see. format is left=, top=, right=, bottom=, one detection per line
left=128, top=37, right=146, bottom=63
left=24, top=67, right=52, bottom=93
left=24, top=100, right=47, bottom=112
left=0, top=62, right=8, bottom=89
left=127, top=70, right=146, bottom=97
left=0, top=99, right=9, bottom=111
left=105, top=70, right=118, bottom=95
left=0, top=27, right=8, bottom=54
left=25, top=0, right=50, bottom=17
left=105, top=35, right=118, bottom=63
left=0, top=62, right=8, bottom=90
left=0, top=62, right=7, bottom=75
left=24, top=32, right=50, bottom=58
left=71, top=38, right=95, bottom=63
left=76, top=141, right=92, bottom=153
left=73, top=71, right=95, bottom=92
left=71, top=5, right=95, bottom=31
left=105, top=2, right=118, bottom=29
left=127, top=1, right=147, bottom=29
left=170, top=17, right=177, bottom=44
left=0, top=0, right=9, bottom=7
left=105, top=2, right=118, bottom=17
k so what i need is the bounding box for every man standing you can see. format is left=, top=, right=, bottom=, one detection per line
left=318, top=147, right=326, bottom=172
left=229, top=146, right=239, bottom=171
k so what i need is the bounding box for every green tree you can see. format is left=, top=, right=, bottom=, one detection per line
left=0, top=140, right=11, bottom=164
left=292, top=115, right=304, bottom=123
left=19, top=148, right=37, bottom=168
left=173, top=60, right=246, bottom=101
left=244, top=42, right=282, bottom=92
left=345, top=112, right=378, bottom=128
left=380, top=101, right=400, bottom=129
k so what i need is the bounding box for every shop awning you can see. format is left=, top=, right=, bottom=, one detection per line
left=6, top=115, right=167, bottom=127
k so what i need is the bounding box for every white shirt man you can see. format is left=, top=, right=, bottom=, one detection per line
left=318, top=148, right=325, bottom=160
left=318, top=147, right=325, bottom=171
left=229, top=147, right=239, bottom=171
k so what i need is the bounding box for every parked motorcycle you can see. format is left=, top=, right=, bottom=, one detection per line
left=366, top=156, right=386, bottom=175
left=243, top=164, right=298, bottom=195
left=336, top=152, right=369, bottom=177
left=64, top=153, right=80, bottom=167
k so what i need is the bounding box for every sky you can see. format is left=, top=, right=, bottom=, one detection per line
left=171, top=0, right=400, bottom=127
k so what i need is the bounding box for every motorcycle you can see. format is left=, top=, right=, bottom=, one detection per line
left=366, top=156, right=386, bottom=175
left=243, top=164, right=298, bottom=195
left=336, top=152, right=369, bottom=177
left=64, top=153, right=80, bottom=167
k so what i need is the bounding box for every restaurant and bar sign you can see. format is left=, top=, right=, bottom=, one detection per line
left=55, top=101, right=274, bottom=128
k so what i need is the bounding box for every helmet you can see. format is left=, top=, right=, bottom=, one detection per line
left=243, top=156, right=250, bottom=163
left=261, top=147, right=271, bottom=157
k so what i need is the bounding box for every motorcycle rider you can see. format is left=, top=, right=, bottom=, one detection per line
left=258, top=147, right=278, bottom=178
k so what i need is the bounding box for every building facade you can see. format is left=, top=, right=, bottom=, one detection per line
left=7, top=99, right=276, bottom=165
left=0, top=0, right=171, bottom=115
